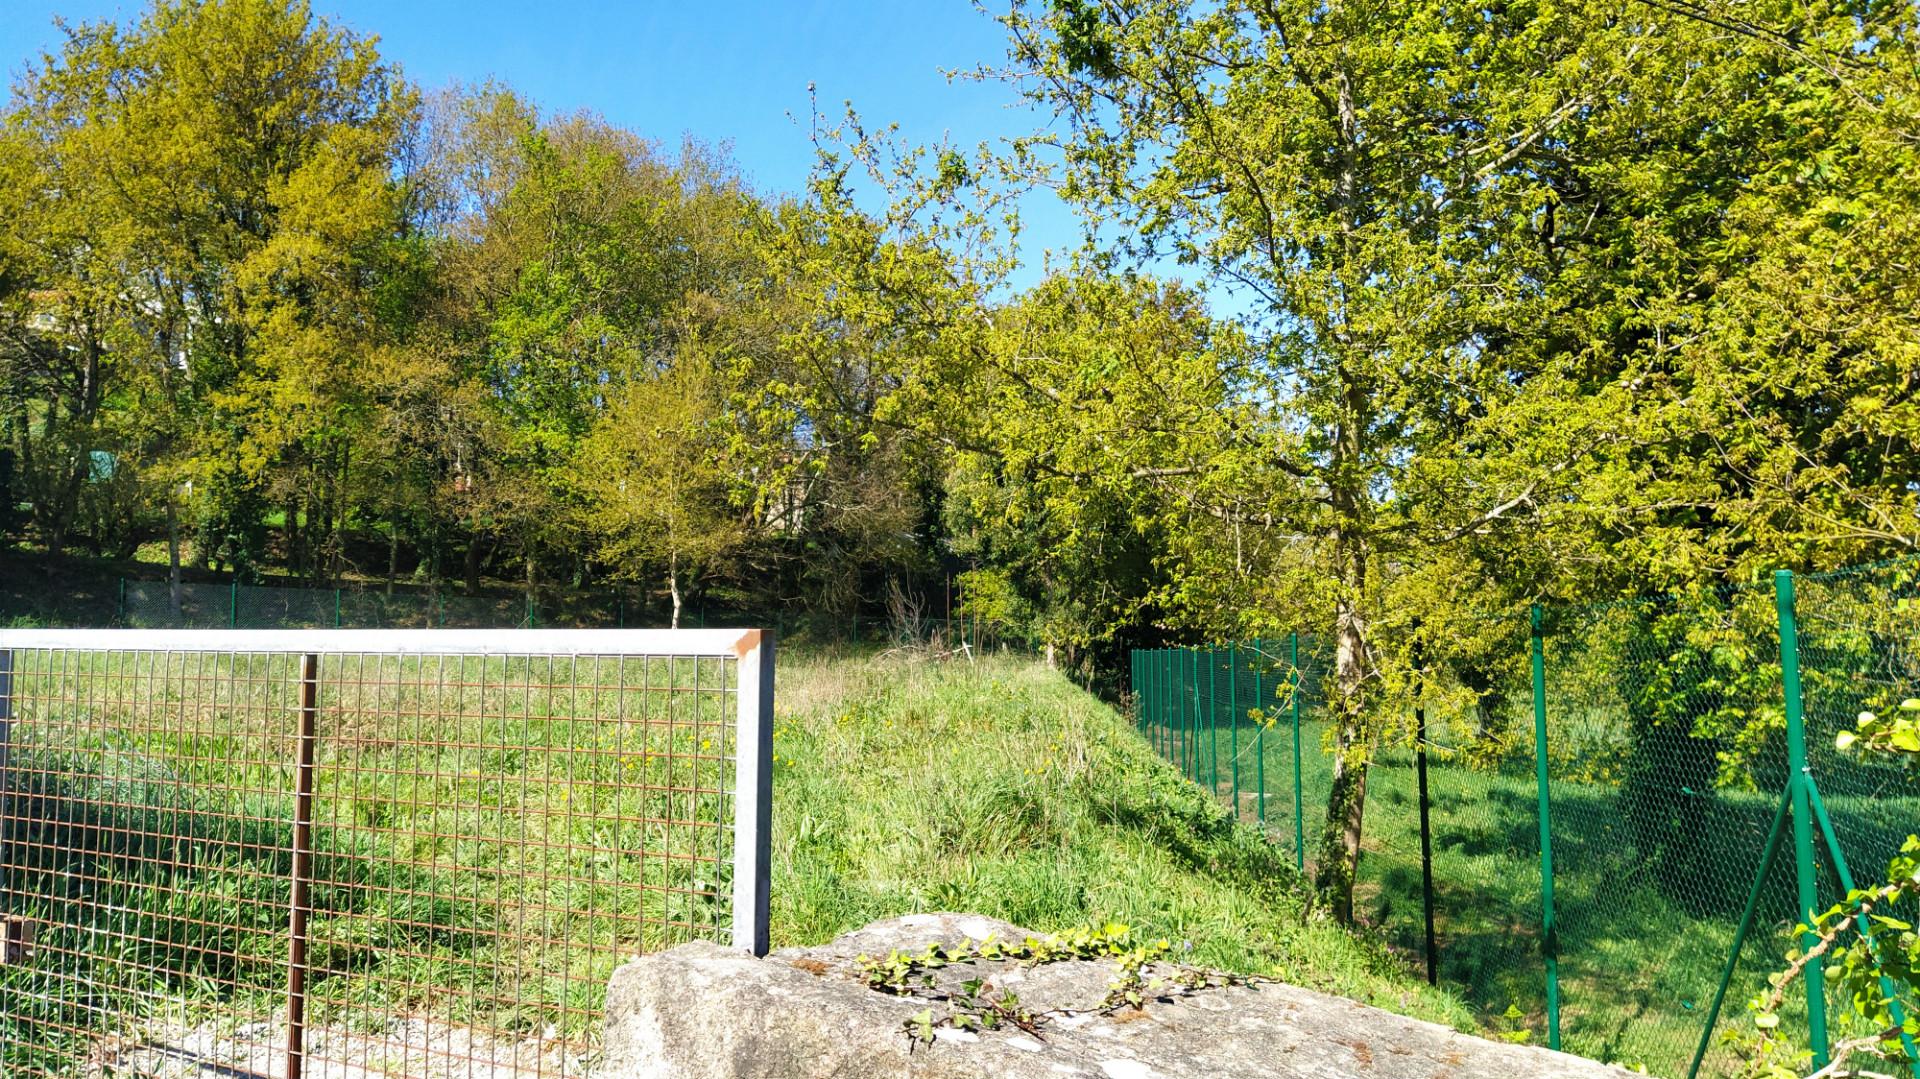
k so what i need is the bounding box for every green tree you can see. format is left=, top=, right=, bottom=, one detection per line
left=2, top=0, right=415, bottom=582
left=996, top=0, right=1640, bottom=918
left=575, top=351, right=744, bottom=627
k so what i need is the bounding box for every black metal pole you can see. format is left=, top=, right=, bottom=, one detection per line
left=1414, top=631, right=1438, bottom=986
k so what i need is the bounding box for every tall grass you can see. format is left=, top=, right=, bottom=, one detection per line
left=1, top=647, right=1469, bottom=1076
left=768, top=651, right=1472, bottom=1025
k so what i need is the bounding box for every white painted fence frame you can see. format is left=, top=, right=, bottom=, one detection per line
left=0, top=626, right=775, bottom=957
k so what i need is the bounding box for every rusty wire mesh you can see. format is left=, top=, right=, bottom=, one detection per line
left=0, top=631, right=768, bottom=1079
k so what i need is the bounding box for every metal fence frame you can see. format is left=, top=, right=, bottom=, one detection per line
left=0, top=627, right=774, bottom=1078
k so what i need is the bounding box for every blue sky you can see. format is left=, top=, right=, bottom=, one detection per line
left=0, top=1, right=1087, bottom=285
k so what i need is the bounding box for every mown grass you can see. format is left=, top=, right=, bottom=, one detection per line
left=0, top=646, right=1468, bottom=1076
left=1170, top=708, right=1919, bottom=1078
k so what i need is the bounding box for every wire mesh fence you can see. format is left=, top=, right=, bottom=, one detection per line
left=1131, top=556, right=1920, bottom=1079
left=0, top=628, right=773, bottom=1079
left=106, top=577, right=1037, bottom=651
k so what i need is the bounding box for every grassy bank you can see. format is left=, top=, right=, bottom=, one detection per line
left=767, top=651, right=1472, bottom=1026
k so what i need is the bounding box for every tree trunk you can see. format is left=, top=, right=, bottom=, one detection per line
left=1461, top=662, right=1507, bottom=745
left=524, top=543, right=536, bottom=605
left=285, top=494, right=301, bottom=580
left=314, top=488, right=334, bottom=588
left=329, top=441, right=349, bottom=588
left=464, top=526, right=483, bottom=595
left=668, top=552, right=682, bottom=630
left=166, top=494, right=183, bottom=622
left=1314, top=582, right=1371, bottom=925
left=386, top=503, right=400, bottom=596
left=1307, top=57, right=1376, bottom=925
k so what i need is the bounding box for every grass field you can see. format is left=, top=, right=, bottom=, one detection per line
left=0, top=648, right=742, bottom=1076
left=1165, top=704, right=1920, bottom=1078
left=0, top=646, right=1469, bottom=1076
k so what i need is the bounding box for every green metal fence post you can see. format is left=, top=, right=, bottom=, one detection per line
left=1775, top=568, right=1829, bottom=1071
left=1161, top=651, right=1170, bottom=762
left=1144, top=645, right=1159, bottom=748
left=117, top=576, right=126, bottom=625
left=1290, top=631, right=1304, bottom=872
left=1254, top=638, right=1267, bottom=827
left=1158, top=649, right=1168, bottom=758
left=1149, top=649, right=1158, bottom=755
left=229, top=579, right=239, bottom=628
left=1531, top=604, right=1561, bottom=1051
left=1230, top=642, right=1241, bottom=819
left=1804, top=781, right=1920, bottom=1078
left=1170, top=649, right=1180, bottom=768
left=1184, top=647, right=1196, bottom=781
left=1688, top=783, right=1796, bottom=1079
left=1146, top=650, right=1155, bottom=752
left=1189, top=647, right=1200, bottom=783
left=1161, top=649, right=1170, bottom=758
left=1207, top=645, right=1220, bottom=796
left=1172, top=649, right=1182, bottom=770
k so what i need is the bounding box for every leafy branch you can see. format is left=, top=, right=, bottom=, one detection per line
left=1744, top=700, right=1920, bottom=1078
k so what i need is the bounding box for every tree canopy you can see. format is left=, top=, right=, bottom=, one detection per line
left=2, top=0, right=1916, bottom=921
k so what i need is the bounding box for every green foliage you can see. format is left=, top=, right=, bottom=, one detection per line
left=5, top=0, right=1920, bottom=1001
left=977, top=0, right=1920, bottom=921
left=1744, top=702, right=1920, bottom=1077
left=1838, top=701, right=1920, bottom=759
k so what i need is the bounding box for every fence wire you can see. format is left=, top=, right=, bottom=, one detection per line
left=1132, top=554, right=1920, bottom=1079
left=1538, top=587, right=1791, bottom=1077
left=0, top=633, right=764, bottom=1079
left=106, top=578, right=1036, bottom=652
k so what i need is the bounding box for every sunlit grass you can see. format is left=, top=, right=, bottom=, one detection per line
left=2, top=646, right=1471, bottom=1076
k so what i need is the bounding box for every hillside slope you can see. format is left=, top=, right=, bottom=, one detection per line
left=767, top=651, right=1474, bottom=1029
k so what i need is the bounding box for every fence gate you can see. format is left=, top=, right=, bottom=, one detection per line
left=0, top=628, right=773, bottom=1078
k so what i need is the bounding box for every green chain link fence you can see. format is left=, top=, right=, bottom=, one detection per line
left=1131, top=558, right=1920, bottom=1079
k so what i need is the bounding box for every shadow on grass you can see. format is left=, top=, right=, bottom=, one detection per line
left=1339, top=750, right=1920, bottom=1076
left=1, top=756, right=491, bottom=1075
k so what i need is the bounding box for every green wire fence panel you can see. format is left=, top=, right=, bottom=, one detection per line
left=121, top=580, right=235, bottom=628
left=1132, top=637, right=1329, bottom=871
left=1537, top=587, right=1796, bottom=1078
left=1353, top=613, right=1539, bottom=1026
left=106, top=577, right=1045, bottom=647
left=1127, top=557, right=1920, bottom=1079
left=1794, top=560, right=1920, bottom=1057
left=232, top=582, right=340, bottom=628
